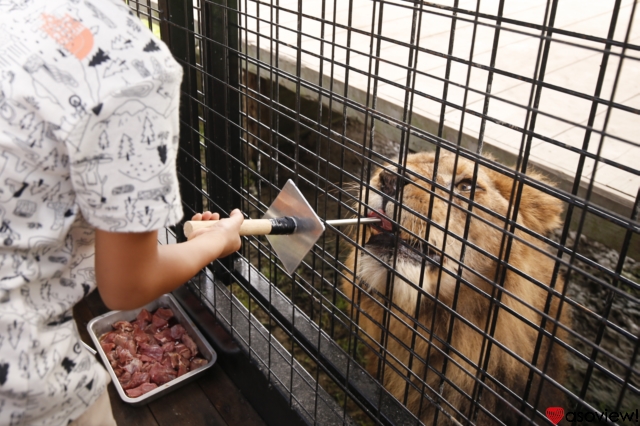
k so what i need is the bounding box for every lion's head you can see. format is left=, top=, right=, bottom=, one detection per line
left=343, top=151, right=569, bottom=425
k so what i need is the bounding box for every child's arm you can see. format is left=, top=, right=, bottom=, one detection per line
left=94, top=209, right=244, bottom=310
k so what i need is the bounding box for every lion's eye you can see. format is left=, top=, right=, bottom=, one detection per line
left=456, top=179, right=475, bottom=192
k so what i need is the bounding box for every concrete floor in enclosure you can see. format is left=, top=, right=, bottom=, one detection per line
left=240, top=0, right=640, bottom=221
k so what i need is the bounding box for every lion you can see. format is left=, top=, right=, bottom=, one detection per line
left=342, top=152, right=570, bottom=425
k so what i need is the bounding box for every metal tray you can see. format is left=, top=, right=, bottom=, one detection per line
left=87, top=293, right=217, bottom=405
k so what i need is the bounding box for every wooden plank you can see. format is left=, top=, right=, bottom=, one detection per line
left=197, top=364, right=267, bottom=426
left=147, top=380, right=228, bottom=426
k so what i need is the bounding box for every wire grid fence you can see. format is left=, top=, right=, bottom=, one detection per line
left=128, top=0, right=640, bottom=424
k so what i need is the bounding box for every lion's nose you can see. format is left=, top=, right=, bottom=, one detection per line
left=379, top=170, right=398, bottom=198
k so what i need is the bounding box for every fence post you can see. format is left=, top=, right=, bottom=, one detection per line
left=158, top=0, right=203, bottom=242
left=202, top=0, right=242, bottom=281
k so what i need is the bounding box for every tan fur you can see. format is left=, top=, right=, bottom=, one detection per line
left=342, top=152, right=569, bottom=425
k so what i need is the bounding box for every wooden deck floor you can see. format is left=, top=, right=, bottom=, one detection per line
left=73, top=290, right=268, bottom=426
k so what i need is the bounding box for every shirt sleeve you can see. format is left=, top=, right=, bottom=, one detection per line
left=66, top=5, right=184, bottom=232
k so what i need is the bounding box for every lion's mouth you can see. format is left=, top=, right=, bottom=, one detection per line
left=364, top=210, right=442, bottom=270
left=367, top=209, right=395, bottom=233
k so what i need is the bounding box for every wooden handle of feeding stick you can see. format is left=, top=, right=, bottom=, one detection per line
left=184, top=219, right=273, bottom=239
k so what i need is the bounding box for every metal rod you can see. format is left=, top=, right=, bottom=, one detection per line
left=82, top=341, right=97, bottom=356
left=325, top=218, right=381, bottom=226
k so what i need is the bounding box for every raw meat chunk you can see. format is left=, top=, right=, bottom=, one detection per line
left=138, top=343, right=163, bottom=362
left=161, top=342, right=175, bottom=354
left=154, top=307, right=174, bottom=321
left=126, top=383, right=158, bottom=398
left=116, top=347, right=134, bottom=365
left=122, top=371, right=150, bottom=390
left=169, top=324, right=186, bottom=340
left=174, top=343, right=191, bottom=360
left=137, top=309, right=153, bottom=323
left=113, top=333, right=136, bottom=353
left=154, top=328, right=173, bottom=345
left=112, top=321, right=133, bottom=332
left=149, top=363, right=176, bottom=386
left=151, top=314, right=168, bottom=331
left=133, top=327, right=150, bottom=344
left=139, top=354, right=157, bottom=364
left=99, top=331, right=118, bottom=344
left=100, top=342, right=115, bottom=353
left=190, top=358, right=208, bottom=371
left=181, top=334, right=198, bottom=358
left=165, top=352, right=180, bottom=369
left=177, top=357, right=189, bottom=377
left=119, top=371, right=132, bottom=385
left=123, top=357, right=142, bottom=375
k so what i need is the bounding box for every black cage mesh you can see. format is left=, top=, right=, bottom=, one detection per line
left=128, top=0, right=640, bottom=424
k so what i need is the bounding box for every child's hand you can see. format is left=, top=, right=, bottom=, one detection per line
left=95, top=209, right=245, bottom=310
left=191, top=211, right=221, bottom=221
left=189, top=209, right=244, bottom=258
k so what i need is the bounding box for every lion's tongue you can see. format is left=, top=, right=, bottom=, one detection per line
left=368, top=210, right=393, bottom=231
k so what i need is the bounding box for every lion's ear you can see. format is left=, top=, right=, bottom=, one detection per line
left=487, top=168, right=564, bottom=236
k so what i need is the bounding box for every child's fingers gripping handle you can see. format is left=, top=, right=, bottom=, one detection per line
left=184, top=219, right=273, bottom=239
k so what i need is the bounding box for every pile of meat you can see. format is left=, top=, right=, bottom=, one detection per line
left=99, top=307, right=208, bottom=398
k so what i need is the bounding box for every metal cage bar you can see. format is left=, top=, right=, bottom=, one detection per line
left=134, top=0, right=640, bottom=424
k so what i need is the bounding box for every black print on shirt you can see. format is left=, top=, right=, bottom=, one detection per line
left=143, top=39, right=159, bottom=52
left=0, top=0, right=182, bottom=423
left=88, top=49, right=109, bottom=67
left=0, top=363, right=9, bottom=385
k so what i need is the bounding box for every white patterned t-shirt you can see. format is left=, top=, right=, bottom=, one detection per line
left=0, top=0, right=184, bottom=424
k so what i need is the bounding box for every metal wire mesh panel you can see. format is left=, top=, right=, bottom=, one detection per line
left=141, top=0, right=640, bottom=424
